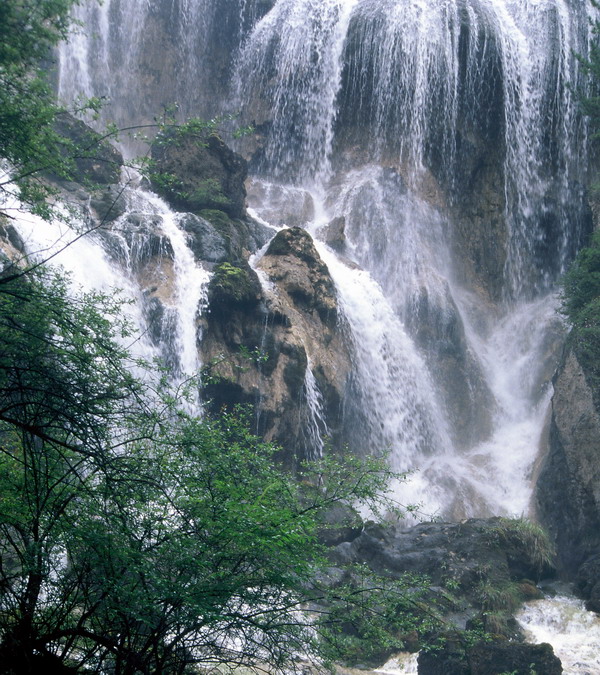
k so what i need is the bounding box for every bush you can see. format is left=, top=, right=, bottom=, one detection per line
left=561, top=229, right=600, bottom=402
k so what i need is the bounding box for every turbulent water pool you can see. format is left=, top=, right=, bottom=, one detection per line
left=517, top=593, right=600, bottom=675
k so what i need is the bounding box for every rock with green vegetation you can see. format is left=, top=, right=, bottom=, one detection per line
left=535, top=349, right=600, bottom=581
left=535, top=229, right=600, bottom=603
left=328, top=517, right=555, bottom=657
left=418, top=638, right=562, bottom=675
left=560, top=229, right=600, bottom=404
left=201, top=226, right=352, bottom=465
left=196, top=208, right=273, bottom=262
left=50, top=112, right=123, bottom=187
left=150, top=129, right=248, bottom=218
left=261, top=227, right=338, bottom=325
left=207, top=261, right=263, bottom=312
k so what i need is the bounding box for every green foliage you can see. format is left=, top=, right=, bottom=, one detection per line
left=0, top=264, right=437, bottom=673
left=475, top=581, right=522, bottom=613
left=578, top=1, right=600, bottom=139
left=318, top=566, right=438, bottom=668
left=146, top=167, right=230, bottom=210
left=0, top=266, right=142, bottom=451
left=561, top=229, right=600, bottom=401
left=0, top=0, right=80, bottom=217
left=487, top=518, right=556, bottom=574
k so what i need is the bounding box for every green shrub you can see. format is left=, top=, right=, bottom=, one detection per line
left=561, top=229, right=600, bottom=403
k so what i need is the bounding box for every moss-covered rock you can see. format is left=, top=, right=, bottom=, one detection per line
left=207, top=262, right=262, bottom=312
left=150, top=131, right=247, bottom=218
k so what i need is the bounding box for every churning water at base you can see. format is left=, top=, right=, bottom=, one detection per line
left=517, top=594, right=600, bottom=674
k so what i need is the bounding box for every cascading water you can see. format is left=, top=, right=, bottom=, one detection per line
left=229, top=0, right=594, bottom=520
left=4, top=174, right=211, bottom=397
left=517, top=592, right=600, bottom=674
left=56, top=0, right=596, bottom=520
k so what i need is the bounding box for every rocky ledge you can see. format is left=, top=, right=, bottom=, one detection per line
left=326, top=517, right=560, bottom=673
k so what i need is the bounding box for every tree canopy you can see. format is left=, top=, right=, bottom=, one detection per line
left=0, top=266, right=439, bottom=674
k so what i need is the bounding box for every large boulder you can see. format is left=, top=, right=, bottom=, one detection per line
left=200, top=227, right=352, bottom=464
left=418, top=639, right=562, bottom=675
left=151, top=132, right=248, bottom=218
left=326, top=517, right=557, bottom=671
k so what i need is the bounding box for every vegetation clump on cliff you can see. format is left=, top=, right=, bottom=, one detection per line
left=561, top=229, right=600, bottom=403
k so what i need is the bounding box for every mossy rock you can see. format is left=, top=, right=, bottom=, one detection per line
left=207, top=262, right=262, bottom=313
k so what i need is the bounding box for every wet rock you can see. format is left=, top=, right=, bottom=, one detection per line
left=51, top=113, right=123, bottom=186
left=151, top=132, right=248, bottom=218
left=197, top=209, right=273, bottom=263
left=329, top=519, right=553, bottom=590
left=319, top=215, right=346, bottom=251
left=576, top=553, right=600, bottom=613
left=262, top=227, right=337, bottom=325
left=535, top=349, right=600, bottom=577
left=201, top=227, right=352, bottom=464
left=408, top=284, right=495, bottom=451
left=418, top=639, right=562, bottom=675
left=0, top=221, right=25, bottom=257
left=90, top=185, right=128, bottom=223
left=179, top=213, right=229, bottom=263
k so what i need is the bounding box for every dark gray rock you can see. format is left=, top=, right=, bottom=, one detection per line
left=576, top=553, right=600, bottom=613
left=90, top=185, right=128, bottom=223
left=536, top=349, right=600, bottom=579
left=418, top=639, right=562, bottom=675
left=207, top=261, right=263, bottom=314
left=51, top=113, right=123, bottom=186
left=179, top=213, right=229, bottom=263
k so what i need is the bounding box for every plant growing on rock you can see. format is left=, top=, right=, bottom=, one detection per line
left=561, top=229, right=600, bottom=402
left=486, top=517, right=556, bottom=576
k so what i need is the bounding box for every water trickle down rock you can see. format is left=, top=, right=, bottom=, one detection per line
left=201, top=227, right=352, bottom=465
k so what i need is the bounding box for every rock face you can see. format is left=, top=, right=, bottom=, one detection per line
left=418, top=640, right=562, bottom=675
left=327, top=517, right=558, bottom=672
left=151, top=133, right=248, bottom=218
left=330, top=519, right=553, bottom=603
left=535, top=348, right=600, bottom=604
left=201, top=227, right=352, bottom=464
left=51, top=113, right=123, bottom=187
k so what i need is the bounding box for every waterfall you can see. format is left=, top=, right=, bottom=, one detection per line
left=56, top=0, right=596, bottom=518
left=302, top=361, right=329, bottom=459
left=5, top=175, right=210, bottom=397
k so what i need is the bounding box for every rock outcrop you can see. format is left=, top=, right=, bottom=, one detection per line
left=201, top=227, right=352, bottom=464
left=535, top=347, right=600, bottom=608
left=418, top=640, right=562, bottom=675
left=326, top=517, right=558, bottom=672
left=51, top=112, right=123, bottom=187
left=151, top=132, right=248, bottom=218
